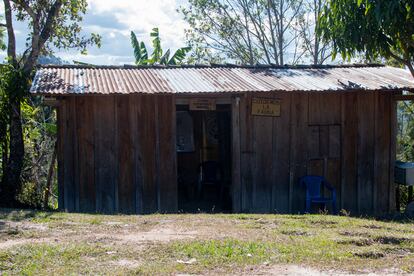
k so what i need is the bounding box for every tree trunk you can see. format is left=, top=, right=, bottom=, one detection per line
left=43, top=141, right=57, bottom=209
left=0, top=97, right=24, bottom=207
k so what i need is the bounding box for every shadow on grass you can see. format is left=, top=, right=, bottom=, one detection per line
left=0, top=208, right=56, bottom=222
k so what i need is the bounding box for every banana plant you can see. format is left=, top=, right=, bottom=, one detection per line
left=131, top=28, right=190, bottom=65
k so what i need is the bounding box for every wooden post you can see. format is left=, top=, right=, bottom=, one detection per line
left=232, top=95, right=242, bottom=212
left=389, top=96, right=398, bottom=213
left=43, top=141, right=57, bottom=209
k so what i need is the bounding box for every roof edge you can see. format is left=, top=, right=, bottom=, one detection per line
left=36, top=63, right=386, bottom=70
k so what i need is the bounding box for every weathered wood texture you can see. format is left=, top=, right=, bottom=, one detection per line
left=58, top=94, right=177, bottom=213
left=57, top=91, right=395, bottom=215
left=239, top=92, right=296, bottom=213
left=237, top=91, right=395, bottom=215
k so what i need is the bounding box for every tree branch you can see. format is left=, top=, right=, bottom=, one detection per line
left=388, top=51, right=414, bottom=77
left=3, top=0, right=16, bottom=63
left=23, top=0, right=63, bottom=73
left=10, top=0, right=36, bottom=20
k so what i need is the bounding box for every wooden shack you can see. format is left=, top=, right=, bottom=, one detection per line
left=30, top=64, right=414, bottom=215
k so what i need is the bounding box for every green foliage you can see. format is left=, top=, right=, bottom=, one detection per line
left=131, top=31, right=148, bottom=65
left=150, top=28, right=163, bottom=63
left=319, top=0, right=414, bottom=72
left=397, top=101, right=414, bottom=162
left=19, top=97, right=57, bottom=209
left=13, top=0, right=102, bottom=56
left=0, top=64, right=56, bottom=209
left=0, top=0, right=101, bottom=209
left=180, top=0, right=315, bottom=65
left=0, top=64, right=30, bottom=143
left=0, top=16, right=5, bottom=51
left=396, top=100, right=414, bottom=210
left=171, top=239, right=273, bottom=266
left=0, top=243, right=108, bottom=275
left=130, top=28, right=190, bottom=65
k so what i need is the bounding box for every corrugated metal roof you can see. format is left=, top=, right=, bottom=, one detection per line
left=30, top=64, right=414, bottom=95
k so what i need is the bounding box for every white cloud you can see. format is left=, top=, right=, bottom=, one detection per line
left=56, top=52, right=135, bottom=65
left=87, top=0, right=188, bottom=52
left=1, top=0, right=189, bottom=65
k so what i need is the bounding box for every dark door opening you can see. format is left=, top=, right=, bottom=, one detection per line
left=176, top=104, right=232, bottom=213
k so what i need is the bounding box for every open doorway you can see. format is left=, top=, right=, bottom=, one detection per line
left=176, top=104, right=232, bottom=213
left=395, top=99, right=414, bottom=212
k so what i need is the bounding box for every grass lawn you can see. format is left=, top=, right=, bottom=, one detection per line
left=0, top=209, right=413, bottom=275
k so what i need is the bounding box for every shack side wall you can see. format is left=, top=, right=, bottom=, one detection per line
left=233, top=91, right=395, bottom=215
left=57, top=94, right=177, bottom=214
left=57, top=91, right=395, bottom=215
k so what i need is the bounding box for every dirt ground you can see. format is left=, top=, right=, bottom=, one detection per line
left=0, top=210, right=413, bottom=275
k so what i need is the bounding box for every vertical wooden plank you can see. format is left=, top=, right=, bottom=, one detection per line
left=328, top=124, right=341, bottom=209
left=94, top=96, right=116, bottom=213
left=63, top=97, right=75, bottom=212
left=288, top=93, right=295, bottom=213
left=77, top=97, right=95, bottom=212
left=374, top=92, right=391, bottom=215
left=240, top=93, right=253, bottom=212
left=323, top=94, right=341, bottom=125
left=140, top=95, right=158, bottom=213
left=308, top=159, right=324, bottom=175
left=158, top=95, right=178, bottom=213
left=309, top=94, right=340, bottom=125
left=308, top=126, right=320, bottom=159
left=389, top=95, right=398, bottom=213
left=117, top=95, right=135, bottom=214
left=114, top=96, right=119, bottom=213
left=329, top=125, right=341, bottom=159
left=341, top=93, right=358, bottom=214
left=308, top=94, right=321, bottom=124
left=319, top=126, right=329, bottom=158
left=271, top=93, right=291, bottom=213
left=289, top=93, right=308, bottom=213
left=57, top=100, right=65, bottom=210
left=132, top=94, right=144, bottom=214
left=326, top=159, right=341, bottom=208
left=357, top=92, right=375, bottom=214
left=373, top=92, right=379, bottom=214
left=154, top=96, right=161, bottom=211
left=252, top=95, right=273, bottom=212
left=73, top=98, right=80, bottom=212
left=232, top=96, right=242, bottom=212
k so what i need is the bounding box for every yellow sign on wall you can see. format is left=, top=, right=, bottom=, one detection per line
left=189, top=98, right=216, bottom=111
left=251, top=98, right=281, bottom=117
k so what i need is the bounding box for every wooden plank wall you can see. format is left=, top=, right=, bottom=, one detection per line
left=237, top=91, right=395, bottom=215
left=57, top=91, right=395, bottom=215
left=58, top=94, right=177, bottom=214
left=239, top=92, right=292, bottom=213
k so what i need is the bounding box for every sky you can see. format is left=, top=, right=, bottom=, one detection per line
left=0, top=0, right=189, bottom=65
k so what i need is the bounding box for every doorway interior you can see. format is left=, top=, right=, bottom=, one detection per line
left=176, top=104, right=232, bottom=213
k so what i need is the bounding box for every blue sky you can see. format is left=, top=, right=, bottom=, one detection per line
left=1, top=0, right=189, bottom=65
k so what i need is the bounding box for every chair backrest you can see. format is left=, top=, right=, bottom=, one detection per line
left=200, top=161, right=221, bottom=183
left=300, top=175, right=324, bottom=198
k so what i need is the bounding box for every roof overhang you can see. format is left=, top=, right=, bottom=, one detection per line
left=30, top=64, right=414, bottom=96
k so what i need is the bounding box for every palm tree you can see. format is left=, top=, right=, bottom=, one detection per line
left=131, top=28, right=190, bottom=65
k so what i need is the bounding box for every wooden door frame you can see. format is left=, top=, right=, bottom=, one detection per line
left=175, top=95, right=239, bottom=212
left=231, top=96, right=242, bottom=213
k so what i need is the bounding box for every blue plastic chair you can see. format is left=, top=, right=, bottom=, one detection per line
left=299, top=175, right=337, bottom=214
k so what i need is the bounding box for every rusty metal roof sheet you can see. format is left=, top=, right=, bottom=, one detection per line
left=30, top=64, right=414, bottom=95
